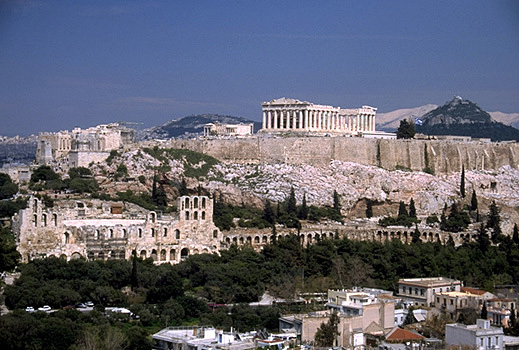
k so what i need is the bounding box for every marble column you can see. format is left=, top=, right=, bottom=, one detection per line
left=267, top=110, right=272, bottom=129
left=304, top=110, right=309, bottom=130
left=273, top=110, right=278, bottom=129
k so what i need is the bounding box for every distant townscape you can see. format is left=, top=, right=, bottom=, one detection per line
left=1, top=97, right=519, bottom=349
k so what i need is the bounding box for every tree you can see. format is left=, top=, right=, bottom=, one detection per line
left=31, top=165, right=60, bottom=183
left=0, top=226, right=21, bottom=271
left=487, top=201, right=502, bottom=242
left=366, top=199, right=373, bottom=218
left=470, top=189, right=478, bottom=211
left=263, top=200, right=275, bottom=225
left=403, top=307, right=416, bottom=325
left=398, top=201, right=408, bottom=218
left=131, top=250, right=138, bottom=290
left=396, top=119, right=415, bottom=139
left=481, top=303, right=488, bottom=320
left=477, top=223, right=490, bottom=253
left=314, top=311, right=339, bottom=347
left=333, top=190, right=341, bottom=213
left=411, top=224, right=421, bottom=243
left=285, top=187, right=297, bottom=215
left=460, top=165, right=466, bottom=198
left=298, top=193, right=309, bottom=220
left=409, top=198, right=417, bottom=219
left=0, top=173, right=18, bottom=200
left=68, top=167, right=92, bottom=179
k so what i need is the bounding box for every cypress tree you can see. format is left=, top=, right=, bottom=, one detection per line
left=398, top=201, right=408, bottom=218
left=263, top=200, right=275, bottom=225
left=460, top=165, right=466, bottom=198
left=409, top=198, right=417, bottom=219
left=286, top=187, right=297, bottom=215
left=298, top=193, right=309, bottom=220
left=470, top=189, right=478, bottom=211
left=513, top=224, right=519, bottom=245
left=481, top=303, right=488, bottom=320
left=366, top=199, right=373, bottom=218
left=487, top=201, right=502, bottom=242
left=131, top=250, right=138, bottom=290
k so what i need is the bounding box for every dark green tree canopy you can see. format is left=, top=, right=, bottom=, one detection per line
left=396, top=119, right=416, bottom=139
left=0, top=173, right=18, bottom=200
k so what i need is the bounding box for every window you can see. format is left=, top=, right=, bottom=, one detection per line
left=450, top=299, right=453, bottom=305
left=213, top=230, right=218, bottom=238
left=151, top=228, right=155, bottom=237
left=402, top=286, right=406, bottom=294
left=138, top=228, right=142, bottom=238
left=109, top=229, right=114, bottom=238
left=420, top=289, right=425, bottom=296
left=185, top=211, right=190, bottom=220
left=163, top=228, right=167, bottom=237
left=201, top=211, right=206, bottom=220
left=175, top=229, right=180, bottom=239
left=415, top=288, right=418, bottom=295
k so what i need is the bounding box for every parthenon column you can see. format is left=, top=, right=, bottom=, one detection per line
left=267, top=110, right=272, bottom=129
left=273, top=110, right=278, bottom=129
left=293, top=110, right=297, bottom=129
left=304, top=110, right=309, bottom=130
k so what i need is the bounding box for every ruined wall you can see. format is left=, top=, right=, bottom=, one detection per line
left=12, top=196, right=221, bottom=264
left=156, top=137, right=519, bottom=174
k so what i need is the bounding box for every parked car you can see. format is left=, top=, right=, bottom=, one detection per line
left=85, top=301, right=94, bottom=307
left=61, top=305, right=76, bottom=310
left=25, top=306, right=35, bottom=312
left=38, top=305, right=51, bottom=312
left=75, top=303, right=87, bottom=308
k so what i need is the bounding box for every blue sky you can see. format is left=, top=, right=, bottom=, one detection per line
left=1, top=0, right=518, bottom=136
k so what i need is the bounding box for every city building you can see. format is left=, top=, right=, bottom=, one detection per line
left=487, top=298, right=516, bottom=327
left=12, top=195, right=221, bottom=264
left=397, top=277, right=462, bottom=307
left=152, top=326, right=255, bottom=350
left=260, top=97, right=378, bottom=136
left=435, top=289, right=495, bottom=321
left=446, top=319, right=504, bottom=350
left=203, top=122, right=254, bottom=137
left=280, top=289, right=395, bottom=349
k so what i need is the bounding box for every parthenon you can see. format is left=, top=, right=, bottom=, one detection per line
left=261, top=97, right=377, bottom=134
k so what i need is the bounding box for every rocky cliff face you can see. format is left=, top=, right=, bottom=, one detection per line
left=97, top=147, right=519, bottom=234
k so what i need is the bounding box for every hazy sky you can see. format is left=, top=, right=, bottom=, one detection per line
left=1, top=0, right=518, bottom=136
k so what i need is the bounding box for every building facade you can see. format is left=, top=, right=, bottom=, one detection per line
left=12, top=195, right=221, bottom=264
left=446, top=319, right=504, bottom=350
left=261, top=97, right=377, bottom=135
left=398, top=277, right=462, bottom=307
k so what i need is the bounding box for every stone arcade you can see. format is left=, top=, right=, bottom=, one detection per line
left=12, top=195, right=221, bottom=264
left=261, top=97, right=377, bottom=135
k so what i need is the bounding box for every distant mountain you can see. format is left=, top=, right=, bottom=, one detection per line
left=376, top=104, right=437, bottom=132
left=0, top=135, right=37, bottom=166
left=140, top=114, right=262, bottom=140
left=415, top=96, right=519, bottom=141
left=489, top=111, right=519, bottom=130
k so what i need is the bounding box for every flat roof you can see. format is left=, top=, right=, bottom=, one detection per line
left=398, top=277, right=460, bottom=287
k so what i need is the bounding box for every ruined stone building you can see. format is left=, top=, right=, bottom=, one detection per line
left=203, top=122, right=254, bottom=137
left=36, top=123, right=134, bottom=168
left=12, top=195, right=221, bottom=264
left=261, top=97, right=382, bottom=136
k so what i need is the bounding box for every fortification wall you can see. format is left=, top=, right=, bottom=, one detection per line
left=153, top=137, right=519, bottom=174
